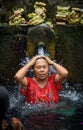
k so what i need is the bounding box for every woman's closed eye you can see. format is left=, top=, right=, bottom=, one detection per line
left=36, top=65, right=47, bottom=69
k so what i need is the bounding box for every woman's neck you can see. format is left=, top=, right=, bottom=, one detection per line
left=33, top=77, right=48, bottom=88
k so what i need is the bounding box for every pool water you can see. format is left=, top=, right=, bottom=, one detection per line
left=5, top=82, right=83, bottom=130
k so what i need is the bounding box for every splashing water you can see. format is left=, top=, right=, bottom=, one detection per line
left=60, top=82, right=83, bottom=103
left=1, top=80, right=83, bottom=130
left=8, top=83, right=83, bottom=118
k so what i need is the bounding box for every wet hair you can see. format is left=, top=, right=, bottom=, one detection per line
left=0, top=87, right=9, bottom=119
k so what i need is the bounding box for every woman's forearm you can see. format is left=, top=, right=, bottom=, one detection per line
left=42, top=55, right=68, bottom=78
left=14, top=62, right=32, bottom=81
left=52, top=61, right=69, bottom=78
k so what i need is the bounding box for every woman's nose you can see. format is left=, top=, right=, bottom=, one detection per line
left=40, top=67, right=44, bottom=71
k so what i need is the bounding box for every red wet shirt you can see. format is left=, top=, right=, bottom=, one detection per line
left=20, top=74, right=62, bottom=103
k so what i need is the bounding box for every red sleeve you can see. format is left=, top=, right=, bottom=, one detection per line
left=20, top=87, right=26, bottom=96
left=20, top=77, right=30, bottom=96
left=57, top=83, right=62, bottom=91
left=51, top=74, right=62, bottom=91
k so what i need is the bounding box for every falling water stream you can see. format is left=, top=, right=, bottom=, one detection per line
left=2, top=47, right=83, bottom=130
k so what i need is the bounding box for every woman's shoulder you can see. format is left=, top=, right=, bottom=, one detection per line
left=49, top=74, right=56, bottom=79
left=26, top=77, right=36, bottom=83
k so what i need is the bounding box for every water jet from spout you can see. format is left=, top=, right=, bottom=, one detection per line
left=34, top=41, right=49, bottom=56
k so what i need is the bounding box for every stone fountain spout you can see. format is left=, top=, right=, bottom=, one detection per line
left=27, top=23, right=56, bottom=59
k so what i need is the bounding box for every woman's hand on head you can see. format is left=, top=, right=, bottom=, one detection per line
left=42, top=55, right=54, bottom=65
left=29, top=55, right=54, bottom=66
left=29, top=55, right=42, bottom=66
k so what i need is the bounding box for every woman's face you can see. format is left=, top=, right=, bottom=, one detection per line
left=33, top=58, right=49, bottom=80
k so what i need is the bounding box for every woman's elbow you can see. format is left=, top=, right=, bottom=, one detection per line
left=63, top=70, right=69, bottom=78
left=14, top=74, right=20, bottom=81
